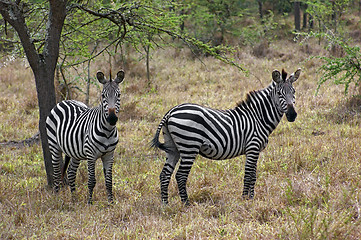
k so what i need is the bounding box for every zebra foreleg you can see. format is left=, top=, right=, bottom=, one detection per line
left=175, top=157, right=195, bottom=205
left=87, top=159, right=97, bottom=204
left=160, top=150, right=180, bottom=204
left=242, top=151, right=260, bottom=199
left=101, top=153, right=114, bottom=203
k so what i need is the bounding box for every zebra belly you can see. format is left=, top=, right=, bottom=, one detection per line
left=199, top=142, right=245, bottom=160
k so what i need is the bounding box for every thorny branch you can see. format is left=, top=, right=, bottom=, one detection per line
left=72, top=3, right=246, bottom=73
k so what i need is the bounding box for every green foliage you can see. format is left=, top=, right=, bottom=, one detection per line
left=297, top=1, right=361, bottom=97
left=305, top=32, right=361, bottom=95
left=304, top=0, right=351, bottom=33
left=238, top=10, right=279, bottom=46
left=183, top=0, right=243, bottom=45
left=58, top=0, right=246, bottom=97
left=0, top=1, right=49, bottom=56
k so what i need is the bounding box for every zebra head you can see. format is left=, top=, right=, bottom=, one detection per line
left=272, top=68, right=301, bottom=122
left=96, top=70, right=125, bottom=126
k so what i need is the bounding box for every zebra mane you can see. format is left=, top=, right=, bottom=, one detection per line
left=236, top=83, right=275, bottom=109
left=236, top=90, right=257, bottom=108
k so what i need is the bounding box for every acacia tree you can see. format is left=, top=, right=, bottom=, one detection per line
left=0, top=0, right=67, bottom=187
left=0, top=0, right=243, bottom=188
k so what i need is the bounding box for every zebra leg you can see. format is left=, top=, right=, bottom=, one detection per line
left=101, top=152, right=114, bottom=203
left=61, top=155, right=70, bottom=186
left=49, top=146, right=62, bottom=193
left=87, top=159, right=97, bottom=204
left=67, top=158, right=80, bottom=200
left=159, top=126, right=180, bottom=204
left=175, top=156, right=195, bottom=205
left=160, top=150, right=180, bottom=204
left=242, top=151, right=260, bottom=199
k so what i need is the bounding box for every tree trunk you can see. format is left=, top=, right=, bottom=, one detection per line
left=309, top=14, right=314, bottom=30
left=34, top=65, right=57, bottom=187
left=258, top=0, right=263, bottom=20
left=146, top=44, right=150, bottom=84
left=301, top=3, right=308, bottom=29
left=0, top=0, right=67, bottom=187
left=303, top=12, right=307, bottom=29
left=294, top=2, right=301, bottom=31
left=331, top=0, right=337, bottom=32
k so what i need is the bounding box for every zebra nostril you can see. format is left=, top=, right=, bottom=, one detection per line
left=106, top=108, right=118, bottom=125
left=286, top=104, right=297, bottom=122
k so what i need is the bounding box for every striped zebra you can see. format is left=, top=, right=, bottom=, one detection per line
left=46, top=70, right=125, bottom=204
left=152, top=68, right=301, bottom=205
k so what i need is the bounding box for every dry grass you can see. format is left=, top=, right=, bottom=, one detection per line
left=1, top=37, right=361, bottom=239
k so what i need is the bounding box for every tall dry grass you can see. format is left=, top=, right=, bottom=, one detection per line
left=1, top=37, right=361, bottom=239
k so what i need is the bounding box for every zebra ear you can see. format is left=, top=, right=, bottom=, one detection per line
left=289, top=68, right=301, bottom=83
left=114, top=70, right=125, bottom=84
left=272, top=69, right=282, bottom=83
left=97, top=71, right=108, bottom=84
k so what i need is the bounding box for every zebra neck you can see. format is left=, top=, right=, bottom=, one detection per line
left=98, top=105, right=116, bottom=132
left=236, top=83, right=284, bottom=134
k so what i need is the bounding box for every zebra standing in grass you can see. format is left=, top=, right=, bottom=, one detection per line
left=46, top=70, right=125, bottom=204
left=152, top=68, right=301, bottom=205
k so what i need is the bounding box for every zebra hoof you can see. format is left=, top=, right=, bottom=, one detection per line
left=53, top=186, right=60, bottom=193
left=71, top=194, right=77, bottom=202
left=241, top=194, right=250, bottom=200
left=182, top=200, right=191, bottom=207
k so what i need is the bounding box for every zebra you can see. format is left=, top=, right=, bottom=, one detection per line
left=152, top=68, right=301, bottom=205
left=46, top=70, right=125, bottom=204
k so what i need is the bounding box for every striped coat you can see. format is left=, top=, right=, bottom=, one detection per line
left=46, top=70, right=124, bottom=204
left=152, top=68, right=301, bottom=204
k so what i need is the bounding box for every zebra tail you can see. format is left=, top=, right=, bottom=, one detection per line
left=150, top=117, right=168, bottom=152
left=61, top=155, right=70, bottom=182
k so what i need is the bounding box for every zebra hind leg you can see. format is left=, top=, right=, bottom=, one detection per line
left=160, top=150, right=180, bottom=204
left=61, top=155, right=70, bottom=186
left=175, top=156, right=196, bottom=205
left=67, top=157, right=81, bottom=201
left=242, top=151, right=260, bottom=199
left=159, top=127, right=180, bottom=205
left=49, top=146, right=63, bottom=193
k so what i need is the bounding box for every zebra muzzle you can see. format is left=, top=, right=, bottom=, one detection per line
left=286, top=104, right=297, bottom=122
left=106, top=108, right=118, bottom=126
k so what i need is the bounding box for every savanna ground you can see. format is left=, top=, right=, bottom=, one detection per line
left=1, top=26, right=361, bottom=239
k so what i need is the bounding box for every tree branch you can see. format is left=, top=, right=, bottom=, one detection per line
left=73, top=3, right=246, bottom=72
left=0, top=0, right=39, bottom=71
